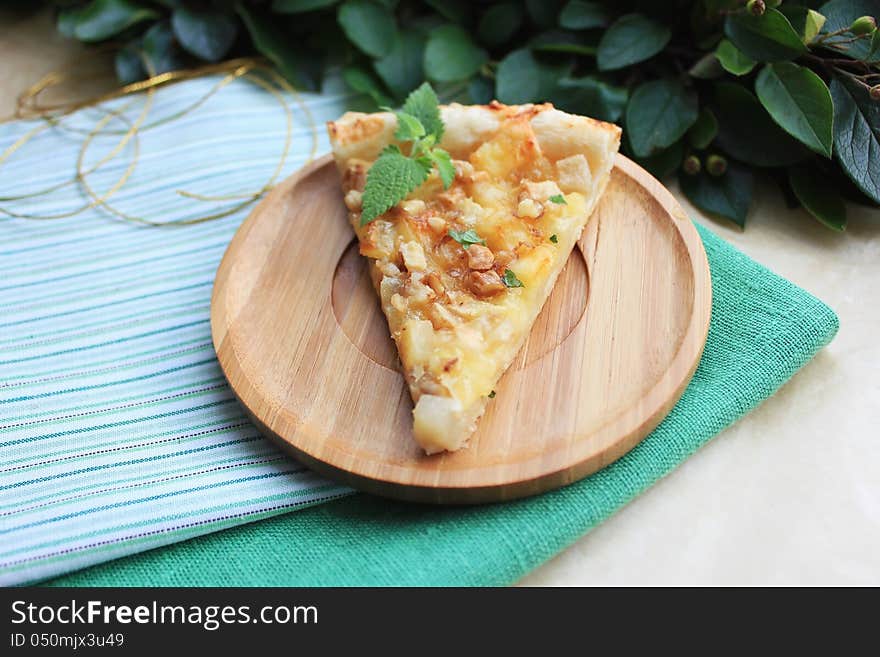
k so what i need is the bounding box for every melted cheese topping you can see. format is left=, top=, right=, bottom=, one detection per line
left=340, top=114, right=595, bottom=453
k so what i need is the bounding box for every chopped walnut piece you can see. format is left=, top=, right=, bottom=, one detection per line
left=425, top=272, right=445, bottom=295
left=427, top=215, right=447, bottom=233
left=466, top=244, right=495, bottom=271
left=469, top=270, right=506, bottom=297
left=342, top=160, right=367, bottom=192
left=437, top=187, right=465, bottom=209
left=414, top=374, right=448, bottom=397
left=453, top=160, right=474, bottom=180
left=493, top=249, right=515, bottom=270
left=402, top=199, right=426, bottom=215
left=390, top=293, right=406, bottom=312
left=344, top=189, right=362, bottom=211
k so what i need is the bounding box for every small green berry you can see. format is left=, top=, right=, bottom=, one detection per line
left=682, top=155, right=702, bottom=176
left=747, top=0, right=766, bottom=17
left=706, top=154, right=728, bottom=177
left=850, top=16, right=877, bottom=36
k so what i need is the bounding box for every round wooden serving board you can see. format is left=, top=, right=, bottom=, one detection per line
left=211, top=153, right=712, bottom=504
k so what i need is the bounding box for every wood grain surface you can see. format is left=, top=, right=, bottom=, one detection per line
left=211, top=153, right=712, bottom=504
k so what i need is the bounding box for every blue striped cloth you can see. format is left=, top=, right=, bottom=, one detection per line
left=0, top=75, right=357, bottom=585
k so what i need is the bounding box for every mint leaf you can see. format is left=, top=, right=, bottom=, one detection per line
left=548, top=194, right=567, bottom=204
left=448, top=228, right=486, bottom=247
left=431, top=148, right=455, bottom=189
left=402, top=82, right=444, bottom=141
left=361, top=149, right=431, bottom=225
left=394, top=111, right=426, bottom=141
left=502, top=269, right=524, bottom=288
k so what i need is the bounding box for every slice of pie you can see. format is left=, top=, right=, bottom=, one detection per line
left=327, top=100, right=620, bottom=454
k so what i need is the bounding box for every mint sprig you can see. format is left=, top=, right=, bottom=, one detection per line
left=502, top=269, right=524, bottom=288
left=448, top=228, right=486, bottom=247
left=361, top=83, right=453, bottom=225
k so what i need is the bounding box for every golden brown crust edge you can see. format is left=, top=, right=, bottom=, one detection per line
left=327, top=101, right=621, bottom=175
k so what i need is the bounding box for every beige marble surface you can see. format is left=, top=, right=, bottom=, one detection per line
left=3, top=8, right=878, bottom=586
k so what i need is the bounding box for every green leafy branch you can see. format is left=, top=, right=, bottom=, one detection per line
left=45, top=0, right=880, bottom=231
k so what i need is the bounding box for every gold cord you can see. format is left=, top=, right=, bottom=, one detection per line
left=0, top=55, right=314, bottom=226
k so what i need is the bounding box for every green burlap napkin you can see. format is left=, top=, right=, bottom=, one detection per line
left=45, top=223, right=838, bottom=586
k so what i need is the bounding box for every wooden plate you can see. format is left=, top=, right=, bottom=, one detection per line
left=211, top=153, right=711, bottom=504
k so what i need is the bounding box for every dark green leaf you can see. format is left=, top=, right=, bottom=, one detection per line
left=869, top=29, right=880, bottom=59
left=343, top=66, right=392, bottom=108
left=361, top=149, right=432, bottom=224
left=338, top=0, right=397, bottom=58
left=468, top=76, right=495, bottom=104
left=239, top=4, right=320, bottom=90
left=755, top=62, right=834, bottom=157
left=688, top=108, right=718, bottom=149
left=549, top=234, right=558, bottom=243
left=171, top=8, right=238, bottom=63
left=272, top=0, right=338, bottom=12
left=558, top=1, right=608, bottom=30
left=115, top=44, right=145, bottom=85
left=141, top=22, right=187, bottom=75
left=402, top=82, right=444, bottom=141
left=625, top=78, right=698, bottom=158
left=424, top=0, right=471, bottom=24
left=778, top=5, right=826, bottom=44
left=597, top=13, right=671, bottom=71
left=723, top=7, right=806, bottom=62
left=424, top=25, right=488, bottom=82
left=478, top=2, right=524, bottom=47
left=502, top=269, right=524, bottom=288
left=830, top=74, right=880, bottom=203
left=526, top=0, right=566, bottom=29
left=57, top=10, right=81, bottom=39
left=449, top=228, right=486, bottom=247
left=530, top=29, right=596, bottom=55
left=496, top=48, right=568, bottom=104
left=817, top=0, right=880, bottom=61
left=689, top=51, right=724, bottom=79
left=715, top=39, right=755, bottom=75
left=636, top=140, right=684, bottom=180
left=713, top=82, right=808, bottom=166
left=373, top=31, right=426, bottom=100
left=60, top=0, right=158, bottom=42
left=549, top=76, right=628, bottom=122
left=788, top=162, right=847, bottom=230
left=679, top=162, right=754, bottom=227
